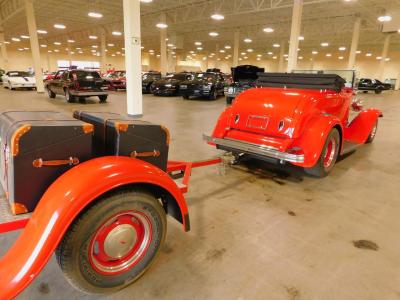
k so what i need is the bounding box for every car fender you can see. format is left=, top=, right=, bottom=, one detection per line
left=210, top=106, right=233, bottom=141
left=291, top=114, right=342, bottom=168
left=344, top=108, right=383, bottom=144
left=0, top=156, right=188, bottom=300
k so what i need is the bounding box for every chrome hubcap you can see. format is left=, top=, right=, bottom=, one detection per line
left=103, top=224, right=137, bottom=259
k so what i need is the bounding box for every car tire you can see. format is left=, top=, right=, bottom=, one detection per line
left=305, top=128, right=341, bottom=178
left=183, top=95, right=189, bottom=100
left=79, top=97, right=87, bottom=104
left=55, top=189, right=167, bottom=294
left=99, top=95, right=108, bottom=103
left=226, top=97, right=234, bottom=105
left=375, top=88, right=382, bottom=94
left=65, top=89, right=75, bottom=103
left=47, top=88, right=56, bottom=98
left=209, top=89, right=218, bottom=100
left=365, top=120, right=378, bottom=144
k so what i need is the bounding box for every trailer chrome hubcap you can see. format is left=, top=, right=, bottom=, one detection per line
left=323, top=137, right=337, bottom=169
left=89, top=211, right=152, bottom=275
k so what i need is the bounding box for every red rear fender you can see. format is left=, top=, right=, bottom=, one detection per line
left=0, top=157, right=188, bottom=300
left=291, top=114, right=342, bottom=168
left=344, top=109, right=383, bottom=144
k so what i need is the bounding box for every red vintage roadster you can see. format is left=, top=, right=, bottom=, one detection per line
left=204, top=72, right=382, bottom=177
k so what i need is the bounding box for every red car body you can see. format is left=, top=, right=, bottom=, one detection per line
left=205, top=75, right=382, bottom=176
left=104, top=71, right=126, bottom=90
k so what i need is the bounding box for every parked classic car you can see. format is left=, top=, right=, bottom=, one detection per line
left=142, top=71, right=161, bottom=93
left=45, top=69, right=108, bottom=103
left=358, top=78, right=391, bottom=94
left=2, top=71, right=36, bottom=90
left=152, top=72, right=193, bottom=96
left=104, top=70, right=126, bottom=90
left=180, top=72, right=225, bottom=100
left=204, top=72, right=382, bottom=178
left=225, top=65, right=264, bottom=104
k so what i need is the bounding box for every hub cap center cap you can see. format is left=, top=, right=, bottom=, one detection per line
left=104, top=224, right=137, bottom=259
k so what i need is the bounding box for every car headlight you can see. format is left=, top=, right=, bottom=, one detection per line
left=165, top=84, right=172, bottom=88
left=203, top=84, right=212, bottom=90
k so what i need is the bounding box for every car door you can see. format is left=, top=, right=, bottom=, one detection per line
left=50, top=71, right=63, bottom=94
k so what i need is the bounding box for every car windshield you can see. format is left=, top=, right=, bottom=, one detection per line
left=195, top=73, right=216, bottom=80
left=73, top=71, right=101, bottom=80
left=165, top=73, right=189, bottom=80
left=8, top=71, right=32, bottom=77
left=143, top=73, right=161, bottom=80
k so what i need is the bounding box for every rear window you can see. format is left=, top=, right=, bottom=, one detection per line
left=72, top=71, right=101, bottom=80
left=8, top=71, right=32, bottom=77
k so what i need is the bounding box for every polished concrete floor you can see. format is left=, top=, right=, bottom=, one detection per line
left=0, top=87, right=399, bottom=300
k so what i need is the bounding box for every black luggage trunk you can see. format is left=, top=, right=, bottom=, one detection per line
left=0, top=111, right=93, bottom=214
left=73, top=111, right=169, bottom=171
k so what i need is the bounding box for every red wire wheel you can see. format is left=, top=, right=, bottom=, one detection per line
left=88, top=211, right=153, bottom=276
left=56, top=189, right=167, bottom=294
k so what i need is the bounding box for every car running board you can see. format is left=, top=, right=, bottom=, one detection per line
left=341, top=140, right=361, bottom=155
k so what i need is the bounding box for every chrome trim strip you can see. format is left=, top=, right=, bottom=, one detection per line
left=70, top=91, right=108, bottom=96
left=203, top=134, right=304, bottom=163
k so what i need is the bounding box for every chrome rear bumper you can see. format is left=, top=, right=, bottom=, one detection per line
left=203, top=134, right=304, bottom=163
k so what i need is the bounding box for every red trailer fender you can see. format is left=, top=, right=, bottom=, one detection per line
left=291, top=114, right=342, bottom=168
left=344, top=108, right=383, bottom=144
left=0, top=156, right=188, bottom=300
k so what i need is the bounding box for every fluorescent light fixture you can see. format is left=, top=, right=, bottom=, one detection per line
left=37, top=30, right=47, bottom=34
left=339, top=47, right=346, bottom=51
left=54, top=24, right=66, bottom=29
left=108, top=43, right=115, bottom=47
left=89, top=35, right=98, bottom=40
left=211, top=14, right=224, bottom=20
left=284, top=54, right=288, bottom=57
left=312, top=51, right=318, bottom=54
left=140, top=0, right=153, bottom=2
left=244, top=38, right=252, bottom=43
left=377, top=15, right=392, bottom=22
left=366, top=53, right=372, bottom=57
left=326, top=53, right=332, bottom=57
left=88, top=12, right=103, bottom=18
left=54, top=49, right=60, bottom=52
left=112, top=31, right=122, bottom=36
left=156, top=23, right=168, bottom=29
left=219, top=49, right=225, bottom=53
left=376, top=56, right=382, bottom=60
left=356, top=50, right=361, bottom=54
left=263, top=27, right=274, bottom=33
left=209, top=32, right=219, bottom=37
left=338, top=56, right=344, bottom=59
left=54, top=42, right=61, bottom=45
left=40, top=44, right=47, bottom=48
left=267, top=52, right=273, bottom=55
left=195, top=42, right=202, bottom=46
left=11, top=37, right=21, bottom=42
left=257, top=54, right=262, bottom=57
left=321, top=42, right=329, bottom=47
left=20, top=35, right=29, bottom=39
left=247, top=49, right=253, bottom=52
left=298, top=56, right=303, bottom=59
left=225, top=45, right=231, bottom=49
left=92, top=45, right=98, bottom=48
left=197, top=47, right=203, bottom=50
left=273, top=43, right=280, bottom=48
left=67, top=39, right=75, bottom=43
left=298, top=36, right=304, bottom=41
left=385, top=58, right=390, bottom=61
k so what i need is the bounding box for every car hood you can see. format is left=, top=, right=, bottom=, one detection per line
left=229, top=88, right=320, bottom=139
left=231, top=65, right=264, bottom=82
left=9, top=76, right=36, bottom=83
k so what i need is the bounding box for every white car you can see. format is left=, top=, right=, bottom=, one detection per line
left=2, top=71, right=36, bottom=90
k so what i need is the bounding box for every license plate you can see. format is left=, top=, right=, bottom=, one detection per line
left=194, top=90, right=200, bottom=93
left=246, top=115, right=269, bottom=130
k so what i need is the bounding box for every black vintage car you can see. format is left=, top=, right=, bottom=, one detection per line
left=180, top=72, right=225, bottom=100
left=152, top=72, right=193, bottom=96
left=225, top=65, right=265, bottom=104
left=358, top=78, right=392, bottom=94
left=46, top=69, right=108, bottom=103
left=142, top=71, right=161, bottom=94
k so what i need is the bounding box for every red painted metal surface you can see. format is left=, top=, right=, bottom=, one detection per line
left=0, top=156, right=188, bottom=300
left=0, top=218, right=29, bottom=234
left=208, top=87, right=382, bottom=168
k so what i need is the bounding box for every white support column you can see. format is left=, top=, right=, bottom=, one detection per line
left=0, top=27, right=9, bottom=70
left=287, top=0, right=303, bottom=72
left=100, top=31, right=107, bottom=74
left=347, top=17, right=361, bottom=70
left=159, top=13, right=168, bottom=76
left=25, top=0, right=44, bottom=93
left=123, top=0, right=142, bottom=117
left=278, top=41, right=285, bottom=72
left=378, top=34, right=391, bottom=81
left=233, top=30, right=239, bottom=67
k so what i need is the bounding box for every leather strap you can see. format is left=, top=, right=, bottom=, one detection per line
left=131, top=150, right=160, bottom=158
left=33, top=157, right=80, bottom=168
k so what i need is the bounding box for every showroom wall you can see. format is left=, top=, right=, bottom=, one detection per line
left=2, top=49, right=400, bottom=84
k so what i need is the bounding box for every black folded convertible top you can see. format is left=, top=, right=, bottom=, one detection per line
left=256, top=73, right=346, bottom=92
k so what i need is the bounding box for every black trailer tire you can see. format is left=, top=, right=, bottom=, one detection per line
left=365, top=120, right=378, bottom=144
left=304, top=128, right=340, bottom=178
left=99, top=95, right=108, bottom=103
left=47, top=87, right=56, bottom=98
left=56, top=189, right=167, bottom=294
